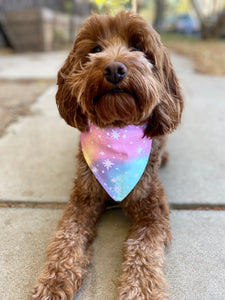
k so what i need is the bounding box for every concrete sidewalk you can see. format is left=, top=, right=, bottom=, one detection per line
left=0, top=51, right=225, bottom=300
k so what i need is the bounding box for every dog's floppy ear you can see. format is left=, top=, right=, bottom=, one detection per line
left=56, top=45, right=87, bottom=132
left=145, top=46, right=184, bottom=138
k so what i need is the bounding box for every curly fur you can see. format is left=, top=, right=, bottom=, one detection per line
left=31, top=10, right=183, bottom=300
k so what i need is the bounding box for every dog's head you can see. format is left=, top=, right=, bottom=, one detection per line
left=56, top=11, right=183, bottom=137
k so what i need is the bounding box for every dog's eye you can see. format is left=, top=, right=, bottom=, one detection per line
left=91, top=46, right=103, bottom=53
left=130, top=45, right=141, bottom=52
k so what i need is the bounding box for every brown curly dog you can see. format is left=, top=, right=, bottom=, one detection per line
left=31, top=11, right=183, bottom=300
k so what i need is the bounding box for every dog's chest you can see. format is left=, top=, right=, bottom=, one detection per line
left=81, top=123, right=152, bottom=201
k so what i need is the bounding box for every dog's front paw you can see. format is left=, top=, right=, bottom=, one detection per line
left=117, top=237, right=170, bottom=300
left=31, top=278, right=75, bottom=300
left=31, top=264, right=83, bottom=300
left=117, top=285, right=169, bottom=300
left=117, top=286, right=145, bottom=300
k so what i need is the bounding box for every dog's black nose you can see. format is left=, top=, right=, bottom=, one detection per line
left=103, top=62, right=127, bottom=84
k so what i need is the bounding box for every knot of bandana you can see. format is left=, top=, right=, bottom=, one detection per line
left=81, top=123, right=152, bottom=201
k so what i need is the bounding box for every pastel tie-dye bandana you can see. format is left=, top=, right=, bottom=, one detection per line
left=81, top=123, right=152, bottom=201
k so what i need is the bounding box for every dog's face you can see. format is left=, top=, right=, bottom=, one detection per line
left=56, top=11, right=183, bottom=137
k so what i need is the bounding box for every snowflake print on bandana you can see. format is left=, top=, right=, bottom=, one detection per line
left=102, top=159, right=115, bottom=170
left=81, top=122, right=152, bottom=201
left=111, top=129, right=120, bottom=140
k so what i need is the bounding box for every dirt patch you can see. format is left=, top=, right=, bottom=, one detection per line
left=162, top=34, right=225, bottom=76
left=0, top=79, right=55, bottom=137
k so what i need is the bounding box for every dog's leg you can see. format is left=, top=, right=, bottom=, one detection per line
left=31, top=157, right=106, bottom=300
left=118, top=179, right=172, bottom=300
